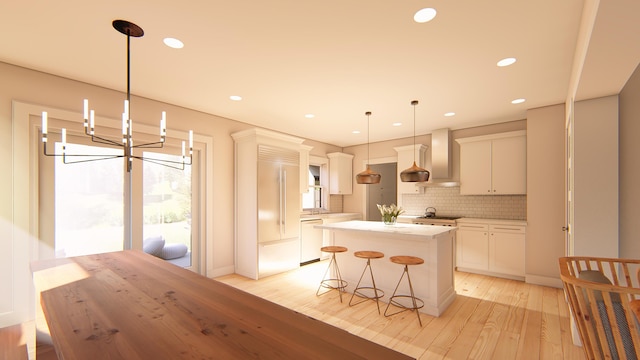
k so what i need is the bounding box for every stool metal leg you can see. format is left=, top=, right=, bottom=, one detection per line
left=316, top=253, right=347, bottom=302
left=384, top=265, right=424, bottom=326
left=349, top=258, right=384, bottom=314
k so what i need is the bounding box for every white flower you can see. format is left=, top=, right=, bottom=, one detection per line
left=376, top=203, right=405, bottom=217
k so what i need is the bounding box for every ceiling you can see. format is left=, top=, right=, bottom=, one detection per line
left=1, top=1, right=639, bottom=147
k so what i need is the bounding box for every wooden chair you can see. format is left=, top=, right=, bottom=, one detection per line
left=559, top=256, right=640, bottom=359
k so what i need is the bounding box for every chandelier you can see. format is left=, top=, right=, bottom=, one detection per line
left=41, top=19, right=193, bottom=172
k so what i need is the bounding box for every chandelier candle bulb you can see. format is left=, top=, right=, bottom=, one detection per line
left=41, top=112, right=48, bottom=141
left=161, top=112, right=167, bottom=139
left=182, top=141, right=186, bottom=157
left=122, top=113, right=127, bottom=137
left=124, top=100, right=129, bottom=121
left=83, top=99, right=89, bottom=124
left=89, top=110, right=95, bottom=135
left=61, top=128, right=66, bottom=146
left=189, top=130, right=193, bottom=152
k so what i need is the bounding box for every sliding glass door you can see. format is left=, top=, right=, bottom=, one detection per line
left=54, top=143, right=124, bottom=257
left=41, top=131, right=198, bottom=270
left=143, top=152, right=192, bottom=267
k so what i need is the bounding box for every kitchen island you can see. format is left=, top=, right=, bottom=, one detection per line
left=316, top=220, right=456, bottom=317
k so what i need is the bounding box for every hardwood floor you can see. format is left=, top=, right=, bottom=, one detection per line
left=216, top=260, right=585, bottom=360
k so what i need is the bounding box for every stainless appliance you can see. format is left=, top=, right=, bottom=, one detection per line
left=258, top=145, right=300, bottom=278
left=300, top=218, right=323, bottom=264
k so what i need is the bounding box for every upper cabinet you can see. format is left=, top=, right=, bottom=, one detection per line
left=327, top=152, right=353, bottom=195
left=394, top=144, right=427, bottom=197
left=456, top=131, right=526, bottom=195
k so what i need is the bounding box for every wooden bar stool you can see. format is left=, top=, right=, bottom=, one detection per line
left=384, top=255, right=425, bottom=326
left=316, top=246, right=348, bottom=302
left=349, top=251, right=385, bottom=314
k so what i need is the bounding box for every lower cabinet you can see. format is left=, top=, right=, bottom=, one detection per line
left=456, top=224, right=489, bottom=270
left=456, top=219, right=526, bottom=280
left=488, top=224, right=525, bottom=277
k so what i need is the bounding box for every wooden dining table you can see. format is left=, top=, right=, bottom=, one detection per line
left=32, top=250, right=413, bottom=360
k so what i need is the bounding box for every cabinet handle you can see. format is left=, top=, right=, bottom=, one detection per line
left=493, top=227, right=521, bottom=231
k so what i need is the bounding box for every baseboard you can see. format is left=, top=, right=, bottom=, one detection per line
left=456, top=267, right=525, bottom=282
left=525, top=274, right=563, bottom=288
left=209, top=265, right=235, bottom=278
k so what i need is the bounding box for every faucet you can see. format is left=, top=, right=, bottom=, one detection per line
left=425, top=207, right=436, bottom=217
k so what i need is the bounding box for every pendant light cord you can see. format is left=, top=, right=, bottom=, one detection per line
left=366, top=111, right=371, bottom=166
left=411, top=100, right=418, bottom=163
left=127, top=30, right=131, bottom=105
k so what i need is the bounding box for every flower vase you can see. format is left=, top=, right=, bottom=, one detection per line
left=383, top=216, right=397, bottom=225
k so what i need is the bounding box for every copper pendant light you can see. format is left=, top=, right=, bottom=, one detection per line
left=356, top=111, right=381, bottom=184
left=400, top=100, right=430, bottom=182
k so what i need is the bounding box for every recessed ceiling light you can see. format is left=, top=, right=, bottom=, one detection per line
left=163, top=37, right=184, bottom=49
left=511, top=98, right=526, bottom=104
left=414, top=8, right=437, bottom=23
left=444, top=112, right=456, bottom=117
left=352, top=130, right=361, bottom=134
left=305, top=114, right=315, bottom=119
left=497, top=57, right=517, bottom=67
left=230, top=95, right=242, bottom=101
left=393, top=122, right=402, bottom=126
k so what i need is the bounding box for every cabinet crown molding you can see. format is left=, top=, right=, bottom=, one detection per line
left=231, top=128, right=304, bottom=145
left=326, top=152, right=354, bottom=159
left=393, top=144, right=428, bottom=152
left=455, top=130, right=526, bottom=145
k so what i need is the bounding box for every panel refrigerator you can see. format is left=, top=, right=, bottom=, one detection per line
left=257, top=145, right=300, bottom=278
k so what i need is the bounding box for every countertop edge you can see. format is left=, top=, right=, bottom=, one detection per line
left=316, top=220, right=456, bottom=240
left=455, top=218, right=527, bottom=226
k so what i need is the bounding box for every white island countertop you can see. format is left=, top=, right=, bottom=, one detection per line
left=316, top=220, right=455, bottom=240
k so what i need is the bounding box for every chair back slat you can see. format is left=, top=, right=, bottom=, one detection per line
left=560, top=257, right=640, bottom=360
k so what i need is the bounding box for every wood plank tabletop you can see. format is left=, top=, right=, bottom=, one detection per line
left=35, top=250, right=414, bottom=360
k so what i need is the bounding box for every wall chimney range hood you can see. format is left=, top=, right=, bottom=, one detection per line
left=417, top=128, right=460, bottom=187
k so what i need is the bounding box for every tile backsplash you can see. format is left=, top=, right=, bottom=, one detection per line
left=401, top=186, right=526, bottom=220
left=328, top=195, right=343, bottom=213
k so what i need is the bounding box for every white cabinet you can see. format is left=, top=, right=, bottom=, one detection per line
left=456, top=223, right=489, bottom=270
left=393, top=144, right=427, bottom=207
left=488, top=224, right=525, bottom=277
left=327, top=152, right=353, bottom=195
left=456, top=131, right=526, bottom=195
left=456, top=219, right=526, bottom=280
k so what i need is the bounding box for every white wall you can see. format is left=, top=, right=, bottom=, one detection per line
left=526, top=104, right=566, bottom=286
left=619, top=64, right=640, bottom=258
left=573, top=95, right=619, bottom=257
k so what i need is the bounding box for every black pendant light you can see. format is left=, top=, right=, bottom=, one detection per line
left=400, top=100, right=430, bottom=182
left=356, top=111, right=381, bottom=184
